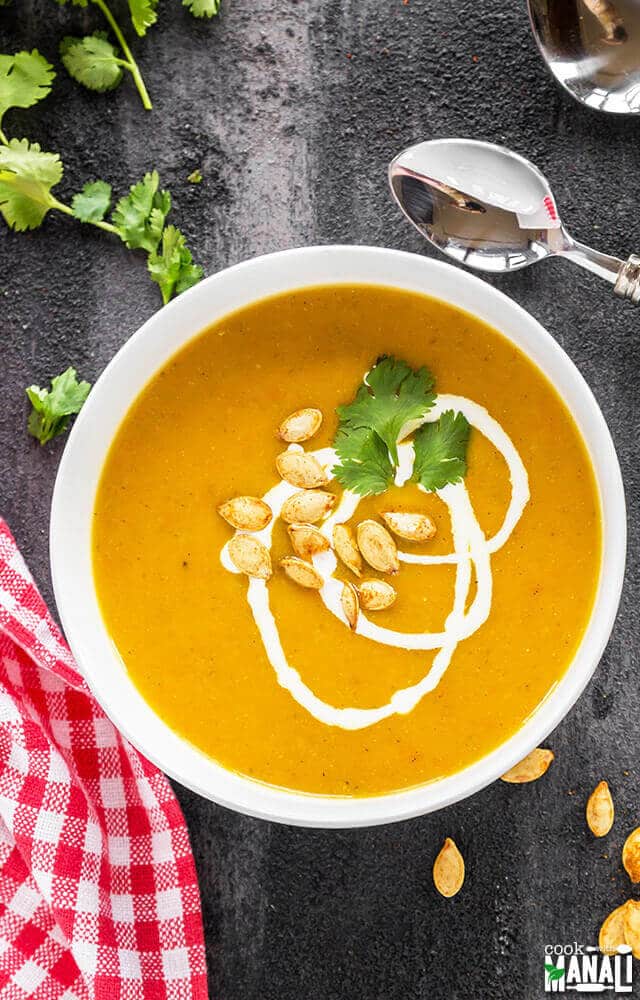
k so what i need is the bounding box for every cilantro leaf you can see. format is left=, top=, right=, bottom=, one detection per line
left=0, top=138, right=63, bottom=230
left=337, top=356, right=435, bottom=465
left=412, top=410, right=471, bottom=492
left=333, top=426, right=394, bottom=497
left=0, top=50, right=55, bottom=132
left=26, top=367, right=91, bottom=445
left=128, top=0, right=158, bottom=36
left=71, top=180, right=112, bottom=223
left=187, top=168, right=203, bottom=184
left=111, top=171, right=170, bottom=251
left=60, top=33, right=123, bottom=92
left=147, top=224, right=204, bottom=304
left=184, top=0, right=221, bottom=17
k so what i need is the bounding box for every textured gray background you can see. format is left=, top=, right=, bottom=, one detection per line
left=1, top=2, right=639, bottom=997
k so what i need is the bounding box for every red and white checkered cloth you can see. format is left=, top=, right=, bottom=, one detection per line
left=0, top=518, right=209, bottom=1000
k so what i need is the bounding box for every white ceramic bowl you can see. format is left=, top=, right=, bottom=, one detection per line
left=50, top=246, right=626, bottom=828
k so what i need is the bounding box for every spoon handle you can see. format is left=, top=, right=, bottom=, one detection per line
left=613, top=255, right=640, bottom=304
left=558, top=237, right=640, bottom=304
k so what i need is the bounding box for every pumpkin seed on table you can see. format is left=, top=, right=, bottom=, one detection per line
left=217, top=495, right=272, bottom=531
left=586, top=780, right=614, bottom=837
left=341, top=582, right=359, bottom=630
left=358, top=579, right=396, bottom=611
left=280, top=490, right=336, bottom=524
left=433, top=838, right=465, bottom=898
left=280, top=556, right=324, bottom=590
left=500, top=747, right=554, bottom=783
left=276, top=451, right=329, bottom=489
left=624, top=900, right=640, bottom=958
left=228, top=534, right=272, bottom=579
left=333, top=523, right=363, bottom=577
left=623, top=827, right=640, bottom=883
left=382, top=511, right=436, bottom=542
left=356, top=520, right=399, bottom=574
left=288, top=523, right=330, bottom=559
left=599, top=903, right=629, bottom=954
left=278, top=408, right=323, bottom=443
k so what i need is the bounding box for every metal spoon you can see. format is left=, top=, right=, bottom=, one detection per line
left=528, top=0, right=640, bottom=113
left=389, top=138, right=640, bottom=304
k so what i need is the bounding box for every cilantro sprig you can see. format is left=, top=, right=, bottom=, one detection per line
left=412, top=409, right=470, bottom=492
left=26, top=368, right=91, bottom=445
left=0, top=52, right=203, bottom=303
left=332, top=358, right=471, bottom=497
left=54, top=0, right=221, bottom=109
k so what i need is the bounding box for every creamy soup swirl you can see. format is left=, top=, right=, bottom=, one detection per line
left=221, top=393, right=529, bottom=731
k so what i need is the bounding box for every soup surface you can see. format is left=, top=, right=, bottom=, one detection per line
left=93, top=285, right=601, bottom=796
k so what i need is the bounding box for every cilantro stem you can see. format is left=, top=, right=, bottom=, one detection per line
left=91, top=0, right=153, bottom=111
left=50, top=196, right=119, bottom=235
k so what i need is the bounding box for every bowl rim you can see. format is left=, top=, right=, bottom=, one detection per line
left=50, top=244, right=627, bottom=828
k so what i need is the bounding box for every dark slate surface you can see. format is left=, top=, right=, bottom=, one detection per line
left=1, top=2, right=639, bottom=997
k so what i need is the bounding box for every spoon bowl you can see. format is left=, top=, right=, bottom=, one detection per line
left=389, top=138, right=640, bottom=302
left=528, top=0, right=640, bottom=114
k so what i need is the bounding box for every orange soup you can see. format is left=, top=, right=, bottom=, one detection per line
left=93, top=285, right=601, bottom=796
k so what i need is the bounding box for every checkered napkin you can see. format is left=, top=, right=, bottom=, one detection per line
left=0, top=519, right=208, bottom=1000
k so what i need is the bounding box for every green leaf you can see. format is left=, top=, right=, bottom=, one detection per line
left=0, top=138, right=63, bottom=231
left=183, top=0, right=220, bottom=17
left=55, top=0, right=89, bottom=6
left=187, top=168, right=203, bottom=184
left=336, top=356, right=435, bottom=466
left=26, top=367, right=91, bottom=445
left=412, top=410, right=470, bottom=492
left=71, top=180, right=112, bottom=223
left=333, top=425, right=394, bottom=497
left=60, top=33, right=123, bottom=92
left=147, top=224, right=204, bottom=304
left=0, top=50, right=55, bottom=131
left=128, top=0, right=158, bottom=36
left=111, top=170, right=170, bottom=252
left=544, top=964, right=565, bottom=982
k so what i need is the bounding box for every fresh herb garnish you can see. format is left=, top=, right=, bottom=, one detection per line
left=336, top=356, right=435, bottom=465
left=26, top=368, right=91, bottom=445
left=147, top=224, right=204, bottom=304
left=0, top=49, right=55, bottom=144
left=0, top=55, right=203, bottom=303
left=55, top=0, right=220, bottom=108
left=184, top=0, right=221, bottom=16
left=332, top=359, right=471, bottom=497
left=333, top=425, right=395, bottom=497
left=60, top=33, right=125, bottom=94
left=412, top=409, right=471, bottom=492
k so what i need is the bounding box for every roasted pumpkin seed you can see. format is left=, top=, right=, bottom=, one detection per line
left=278, top=407, right=323, bottom=443
left=623, top=827, right=640, bottom=883
left=624, top=900, right=640, bottom=958
left=358, top=579, right=396, bottom=611
left=288, top=523, right=330, bottom=559
left=500, top=748, right=554, bottom=784
left=276, top=451, right=329, bottom=489
left=586, top=781, right=614, bottom=838
left=280, top=490, right=336, bottom=524
left=433, top=838, right=465, bottom=898
left=280, top=556, right=324, bottom=589
left=599, top=903, right=628, bottom=955
left=332, top=523, right=363, bottom=577
left=341, top=582, right=359, bottom=630
left=356, top=520, right=399, bottom=574
left=382, top=511, right=436, bottom=542
left=228, top=534, right=272, bottom=579
left=217, top=495, right=272, bottom=531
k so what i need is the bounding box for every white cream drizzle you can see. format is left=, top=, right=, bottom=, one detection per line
left=220, top=393, right=530, bottom=731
